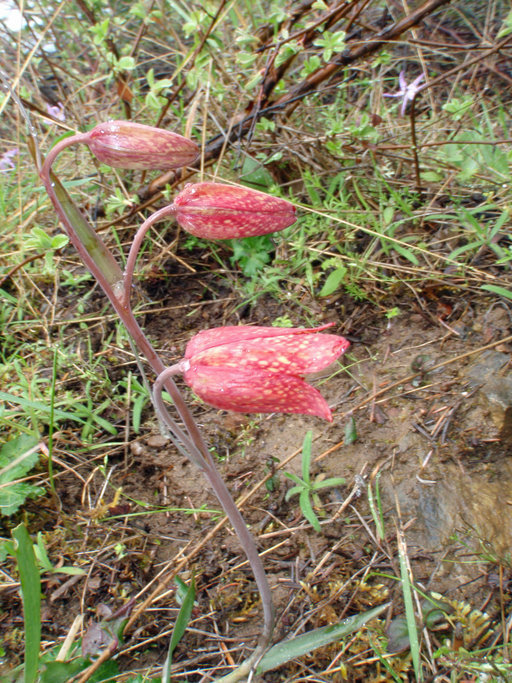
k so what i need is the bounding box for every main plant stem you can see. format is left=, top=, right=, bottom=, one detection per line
left=40, top=139, right=274, bottom=678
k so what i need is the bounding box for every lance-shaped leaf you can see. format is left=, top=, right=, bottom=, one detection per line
left=83, top=120, right=199, bottom=170
left=183, top=325, right=349, bottom=421
left=173, top=182, right=297, bottom=239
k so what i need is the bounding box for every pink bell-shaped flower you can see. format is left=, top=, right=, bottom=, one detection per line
left=173, top=182, right=297, bottom=239
left=182, top=324, right=349, bottom=421
left=84, top=120, right=199, bottom=170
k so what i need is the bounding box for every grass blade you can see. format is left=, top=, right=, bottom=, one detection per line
left=12, top=524, right=41, bottom=683
left=301, top=430, right=313, bottom=484
left=162, top=576, right=196, bottom=682
left=397, top=530, right=422, bottom=680
left=256, top=603, right=389, bottom=674
left=481, top=284, right=512, bottom=300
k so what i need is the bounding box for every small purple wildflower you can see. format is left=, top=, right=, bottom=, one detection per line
left=46, top=102, right=66, bottom=122
left=0, top=148, right=19, bottom=173
left=384, top=71, right=425, bottom=116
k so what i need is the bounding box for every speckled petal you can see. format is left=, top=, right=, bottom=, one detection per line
left=173, top=182, right=296, bottom=239
left=184, top=366, right=333, bottom=420
left=185, top=325, right=349, bottom=374
left=185, top=324, right=334, bottom=357
left=86, top=121, right=199, bottom=170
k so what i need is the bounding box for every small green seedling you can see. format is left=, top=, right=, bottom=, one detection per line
left=284, top=430, right=345, bottom=532
left=26, top=226, right=69, bottom=275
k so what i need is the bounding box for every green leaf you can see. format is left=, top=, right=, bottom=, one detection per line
left=0, top=483, right=45, bottom=517
left=319, top=266, right=346, bottom=297
left=230, top=236, right=273, bottom=277
left=34, top=533, right=53, bottom=572
left=311, top=477, right=345, bottom=491
left=116, top=56, right=136, bottom=71
left=285, top=485, right=303, bottom=502
left=13, top=524, right=41, bottom=683
left=344, top=417, right=357, bottom=445
left=239, top=156, right=274, bottom=191
left=51, top=234, right=69, bottom=250
left=301, top=430, right=313, bottom=483
left=398, top=539, right=421, bottom=680
left=41, top=658, right=90, bottom=683
left=256, top=603, right=389, bottom=673
left=392, top=242, right=419, bottom=266
left=0, top=391, right=117, bottom=435
left=382, top=206, right=394, bottom=226
left=420, top=170, right=443, bottom=183
left=0, top=435, right=43, bottom=516
left=283, top=472, right=305, bottom=487
left=481, top=284, right=512, bottom=300
left=162, top=576, right=196, bottom=682
left=385, top=614, right=411, bottom=652
left=299, top=489, right=321, bottom=532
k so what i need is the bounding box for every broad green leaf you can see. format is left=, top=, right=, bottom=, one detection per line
left=256, top=603, right=389, bottom=674
left=0, top=435, right=43, bottom=516
left=240, top=156, right=274, bottom=191
left=41, top=658, right=89, bottom=683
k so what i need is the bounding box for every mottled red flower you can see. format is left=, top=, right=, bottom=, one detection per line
left=183, top=325, right=349, bottom=421
left=84, top=120, right=199, bottom=170
left=173, top=182, right=296, bottom=239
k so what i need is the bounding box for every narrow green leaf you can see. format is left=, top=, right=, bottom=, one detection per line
left=285, top=484, right=304, bottom=501
left=392, top=243, right=419, bottom=266
left=299, top=489, right=321, bottom=532
left=50, top=169, right=123, bottom=286
left=344, top=417, right=357, bottom=445
left=482, top=284, right=512, bottom=300
left=12, top=524, right=41, bottom=683
left=311, top=477, right=345, bottom=491
left=398, top=538, right=421, bottom=680
left=162, top=577, right=196, bottom=682
left=257, top=603, right=389, bottom=674
left=301, top=431, right=313, bottom=484
left=283, top=472, right=305, bottom=486
left=0, top=391, right=87, bottom=424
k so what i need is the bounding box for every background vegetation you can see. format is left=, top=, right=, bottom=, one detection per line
left=1, top=0, right=512, bottom=680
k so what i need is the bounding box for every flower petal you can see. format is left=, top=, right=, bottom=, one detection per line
left=191, top=332, right=349, bottom=375
left=185, top=324, right=336, bottom=357
left=184, top=366, right=333, bottom=420
left=173, top=182, right=296, bottom=239
left=86, top=121, right=199, bottom=170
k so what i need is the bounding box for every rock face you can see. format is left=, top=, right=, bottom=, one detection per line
left=410, top=350, right=512, bottom=558
left=467, top=350, right=512, bottom=446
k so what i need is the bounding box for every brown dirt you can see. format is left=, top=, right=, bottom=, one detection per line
left=3, top=252, right=512, bottom=682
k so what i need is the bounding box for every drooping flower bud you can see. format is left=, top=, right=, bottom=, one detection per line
left=83, top=121, right=199, bottom=170
left=182, top=324, right=349, bottom=421
left=172, top=182, right=297, bottom=239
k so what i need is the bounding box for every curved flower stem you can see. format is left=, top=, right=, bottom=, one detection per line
left=122, top=204, right=177, bottom=309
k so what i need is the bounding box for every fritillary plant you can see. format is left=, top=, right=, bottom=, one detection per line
left=24, top=117, right=385, bottom=681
